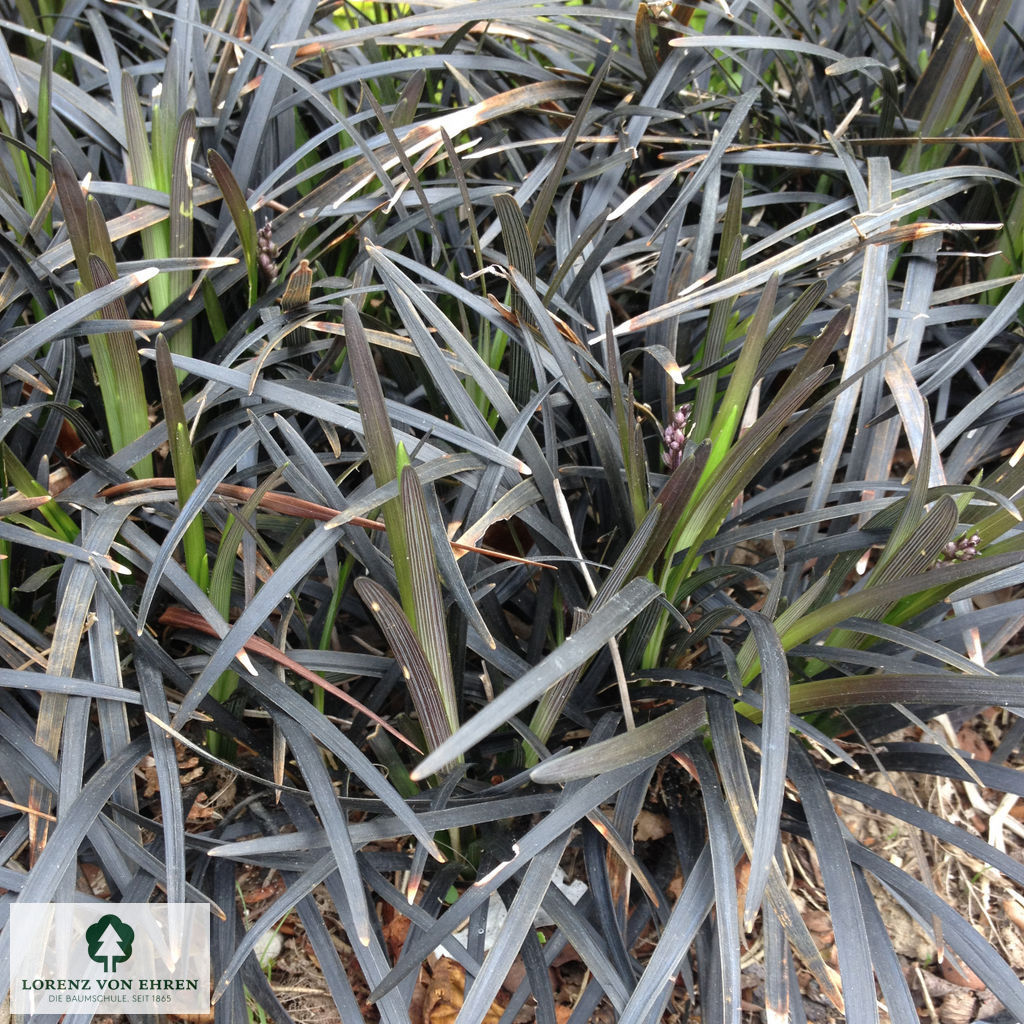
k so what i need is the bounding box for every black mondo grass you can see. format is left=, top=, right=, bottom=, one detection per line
left=1, top=2, right=1024, bottom=1023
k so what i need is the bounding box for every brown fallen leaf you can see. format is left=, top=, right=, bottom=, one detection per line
left=939, top=986, right=976, bottom=1024
left=170, top=983, right=216, bottom=1022
left=383, top=912, right=411, bottom=963
left=803, top=909, right=835, bottom=949
left=955, top=721, right=991, bottom=761
left=143, top=744, right=204, bottom=799
left=940, top=954, right=985, bottom=991
left=634, top=809, right=671, bottom=842
left=243, top=879, right=285, bottom=905
left=186, top=793, right=219, bottom=823
left=1004, top=898, right=1024, bottom=932
left=421, top=957, right=504, bottom=1024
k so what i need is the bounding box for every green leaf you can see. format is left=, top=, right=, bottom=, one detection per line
left=635, top=3, right=661, bottom=82
left=770, top=551, right=1024, bottom=677
left=121, top=71, right=156, bottom=192
left=343, top=301, right=413, bottom=606
left=366, top=725, right=419, bottom=798
left=693, top=172, right=744, bottom=440
left=412, top=577, right=663, bottom=780
left=354, top=576, right=456, bottom=759
left=1, top=444, right=78, bottom=543
left=86, top=256, right=153, bottom=479
left=166, top=109, right=196, bottom=365
left=494, top=192, right=535, bottom=404
left=33, top=39, right=52, bottom=215
left=85, top=196, right=117, bottom=275
left=151, top=53, right=180, bottom=194
left=530, top=697, right=707, bottom=783
left=155, top=334, right=206, bottom=587
left=209, top=148, right=258, bottom=304
left=51, top=147, right=93, bottom=291
left=754, top=279, right=829, bottom=381
left=399, top=462, right=458, bottom=736
left=904, top=0, right=1013, bottom=165
left=702, top=272, right=779, bottom=494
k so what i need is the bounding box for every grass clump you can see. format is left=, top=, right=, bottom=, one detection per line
left=1, top=2, right=1024, bottom=1022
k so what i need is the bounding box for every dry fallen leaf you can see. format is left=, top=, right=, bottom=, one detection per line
left=940, top=954, right=985, bottom=991
left=1004, top=898, right=1024, bottom=932
left=186, top=793, right=219, bottom=822
left=421, top=957, right=504, bottom=1024
left=634, top=809, right=672, bottom=842
left=939, top=986, right=976, bottom=1024
left=383, top=912, right=411, bottom=962
left=78, top=861, right=110, bottom=899
left=803, top=909, right=835, bottom=949
left=170, top=987, right=216, bottom=1024
left=955, top=722, right=991, bottom=761
left=141, top=745, right=203, bottom=799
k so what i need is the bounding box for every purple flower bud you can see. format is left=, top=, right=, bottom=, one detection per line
left=662, top=403, right=692, bottom=471
left=935, top=531, right=982, bottom=568
left=257, top=222, right=278, bottom=285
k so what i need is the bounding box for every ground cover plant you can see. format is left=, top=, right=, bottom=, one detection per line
left=1, top=0, right=1024, bottom=1021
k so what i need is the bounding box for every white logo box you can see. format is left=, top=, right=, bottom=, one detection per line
left=9, top=903, right=210, bottom=1015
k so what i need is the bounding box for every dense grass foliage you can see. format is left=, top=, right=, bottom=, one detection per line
left=1, top=1, right=1024, bottom=1021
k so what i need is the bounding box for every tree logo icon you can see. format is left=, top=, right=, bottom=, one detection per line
left=85, top=914, right=135, bottom=973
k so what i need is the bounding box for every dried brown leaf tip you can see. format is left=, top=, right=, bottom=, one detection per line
left=281, top=258, right=313, bottom=311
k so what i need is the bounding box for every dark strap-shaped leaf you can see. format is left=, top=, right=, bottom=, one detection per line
left=530, top=697, right=706, bottom=783
left=412, top=576, right=663, bottom=779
